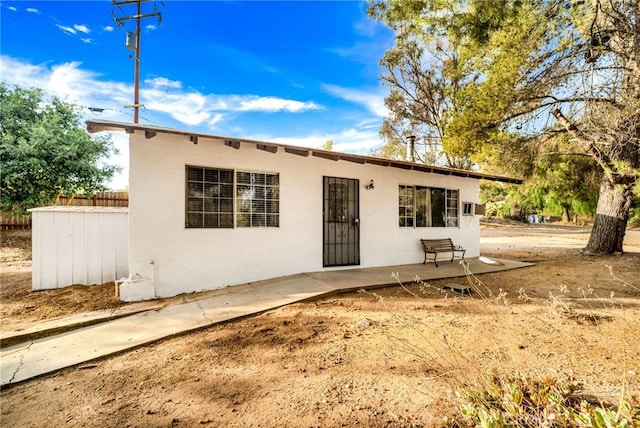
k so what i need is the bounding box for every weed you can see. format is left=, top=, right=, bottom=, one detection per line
left=453, top=370, right=639, bottom=427
left=546, top=290, right=577, bottom=318
left=361, top=258, right=638, bottom=426
left=357, top=288, right=385, bottom=303
left=517, top=287, right=533, bottom=303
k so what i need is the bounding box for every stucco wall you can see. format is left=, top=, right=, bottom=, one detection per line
left=124, top=131, right=481, bottom=300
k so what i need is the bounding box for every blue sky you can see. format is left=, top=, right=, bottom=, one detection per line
left=0, top=1, right=395, bottom=189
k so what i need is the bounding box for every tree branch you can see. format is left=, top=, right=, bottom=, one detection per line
left=539, top=151, right=593, bottom=158
left=550, top=108, right=616, bottom=182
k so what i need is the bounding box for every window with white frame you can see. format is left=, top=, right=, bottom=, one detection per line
left=446, top=189, right=459, bottom=227
left=398, top=185, right=459, bottom=228
left=399, top=185, right=415, bottom=227
left=186, top=166, right=279, bottom=228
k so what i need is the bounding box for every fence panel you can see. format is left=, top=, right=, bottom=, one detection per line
left=1, top=192, right=129, bottom=229
left=55, top=192, right=129, bottom=208
left=1, top=215, right=32, bottom=230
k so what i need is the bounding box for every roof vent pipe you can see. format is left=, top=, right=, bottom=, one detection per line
left=407, top=135, right=416, bottom=162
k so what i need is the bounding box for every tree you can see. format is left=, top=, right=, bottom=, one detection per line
left=0, top=83, right=119, bottom=213
left=370, top=0, right=640, bottom=254
left=370, top=0, right=478, bottom=168
left=526, top=152, right=601, bottom=223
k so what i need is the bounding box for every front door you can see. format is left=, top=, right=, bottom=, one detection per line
left=323, top=176, right=360, bottom=267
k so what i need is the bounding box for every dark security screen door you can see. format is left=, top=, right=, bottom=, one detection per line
left=323, top=176, right=360, bottom=267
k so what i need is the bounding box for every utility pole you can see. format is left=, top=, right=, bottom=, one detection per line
left=112, top=0, right=162, bottom=124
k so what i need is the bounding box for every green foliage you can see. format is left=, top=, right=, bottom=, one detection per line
left=455, top=370, right=640, bottom=427
left=480, top=136, right=601, bottom=222
left=525, top=150, right=601, bottom=220
left=628, top=208, right=640, bottom=227
left=321, top=140, right=333, bottom=151
left=480, top=181, right=529, bottom=219
left=0, top=83, right=118, bottom=213
left=369, top=0, right=480, bottom=168
left=371, top=0, right=640, bottom=250
left=369, top=0, right=540, bottom=169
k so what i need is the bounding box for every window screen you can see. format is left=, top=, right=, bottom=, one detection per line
left=186, top=166, right=279, bottom=229
left=236, top=171, right=280, bottom=228
left=186, top=166, right=233, bottom=228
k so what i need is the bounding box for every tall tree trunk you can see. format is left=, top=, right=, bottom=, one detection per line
left=584, top=177, right=633, bottom=255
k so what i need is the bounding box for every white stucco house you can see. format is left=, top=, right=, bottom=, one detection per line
left=87, top=120, right=522, bottom=302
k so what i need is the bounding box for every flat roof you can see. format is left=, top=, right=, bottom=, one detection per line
left=86, top=120, right=523, bottom=184
left=29, top=206, right=129, bottom=213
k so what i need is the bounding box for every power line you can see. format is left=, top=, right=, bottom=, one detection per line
left=4, top=81, right=164, bottom=126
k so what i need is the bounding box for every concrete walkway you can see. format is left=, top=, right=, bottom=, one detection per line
left=1, top=257, right=531, bottom=387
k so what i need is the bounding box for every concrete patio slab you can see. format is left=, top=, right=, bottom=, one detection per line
left=1, top=257, right=531, bottom=387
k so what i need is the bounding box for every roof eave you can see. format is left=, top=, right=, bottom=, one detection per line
left=86, top=120, right=523, bottom=184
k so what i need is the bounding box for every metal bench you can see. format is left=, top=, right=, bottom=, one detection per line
left=420, top=238, right=466, bottom=267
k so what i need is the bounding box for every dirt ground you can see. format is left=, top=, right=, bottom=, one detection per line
left=1, top=222, right=639, bottom=427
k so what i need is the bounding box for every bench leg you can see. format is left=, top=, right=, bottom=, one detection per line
left=423, top=253, right=438, bottom=267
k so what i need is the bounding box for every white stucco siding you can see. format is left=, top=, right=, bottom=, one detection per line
left=359, top=170, right=480, bottom=267
left=128, top=132, right=481, bottom=298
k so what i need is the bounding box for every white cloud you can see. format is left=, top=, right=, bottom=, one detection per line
left=265, top=125, right=382, bottom=155
left=0, top=57, right=44, bottom=89
left=26, top=7, right=39, bottom=13
left=56, top=24, right=76, bottom=35
left=8, top=6, right=17, bottom=12
left=0, top=56, right=129, bottom=119
left=74, top=24, right=90, bottom=34
left=81, top=38, right=92, bottom=44
left=323, top=84, right=388, bottom=117
left=0, top=56, right=387, bottom=188
left=140, top=83, right=321, bottom=125
left=57, top=24, right=91, bottom=37
left=146, top=24, right=157, bottom=31
left=208, top=114, right=224, bottom=128
left=0, top=55, right=325, bottom=133
left=47, top=62, right=101, bottom=101
left=145, top=77, right=182, bottom=89
left=142, top=89, right=211, bottom=126
left=236, top=96, right=319, bottom=113
left=104, top=26, right=114, bottom=32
